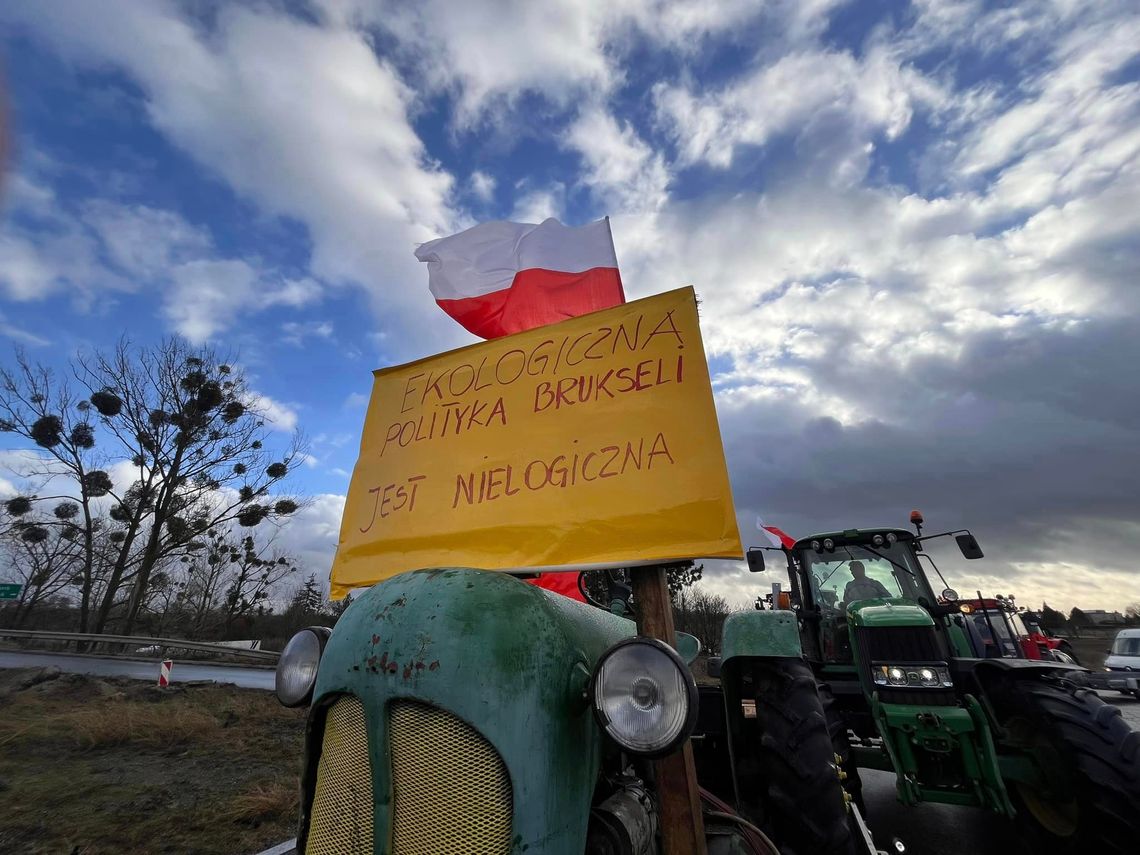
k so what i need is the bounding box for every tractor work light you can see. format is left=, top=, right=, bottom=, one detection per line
left=591, top=637, right=698, bottom=757
left=275, top=627, right=331, bottom=707
left=886, top=532, right=898, bottom=544
left=872, top=662, right=953, bottom=690
left=872, top=534, right=885, bottom=546
left=823, top=538, right=835, bottom=552
left=811, top=539, right=822, bottom=552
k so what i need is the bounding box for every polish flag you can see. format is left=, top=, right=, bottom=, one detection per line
left=414, top=217, right=625, bottom=339
left=757, top=518, right=796, bottom=549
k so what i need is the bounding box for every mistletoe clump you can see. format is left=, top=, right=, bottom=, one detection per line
left=70, top=423, right=95, bottom=449
left=237, top=504, right=269, bottom=527
left=5, top=496, right=33, bottom=516
left=30, top=415, right=63, bottom=448
left=89, top=390, right=122, bottom=417
left=83, top=470, right=113, bottom=497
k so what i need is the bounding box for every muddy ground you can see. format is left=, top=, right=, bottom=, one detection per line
left=0, top=667, right=305, bottom=855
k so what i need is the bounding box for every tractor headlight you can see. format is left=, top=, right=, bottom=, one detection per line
left=872, top=534, right=885, bottom=546
left=872, top=662, right=953, bottom=690
left=591, top=637, right=698, bottom=757
left=823, top=538, right=835, bottom=552
left=275, top=627, right=330, bottom=707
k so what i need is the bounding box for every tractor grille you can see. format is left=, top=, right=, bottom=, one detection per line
left=858, top=625, right=944, bottom=662
left=306, top=695, right=374, bottom=855
left=389, top=700, right=513, bottom=855
left=856, top=626, right=956, bottom=707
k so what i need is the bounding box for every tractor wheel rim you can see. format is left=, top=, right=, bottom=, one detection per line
left=1017, top=784, right=1079, bottom=838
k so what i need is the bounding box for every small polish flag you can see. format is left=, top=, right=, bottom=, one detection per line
left=757, top=518, right=796, bottom=549
left=414, top=217, right=625, bottom=339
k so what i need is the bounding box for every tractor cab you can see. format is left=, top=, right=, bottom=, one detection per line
left=789, top=528, right=937, bottom=663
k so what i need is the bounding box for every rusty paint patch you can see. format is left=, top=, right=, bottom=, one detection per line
left=371, top=634, right=380, bottom=644
left=428, top=660, right=440, bottom=671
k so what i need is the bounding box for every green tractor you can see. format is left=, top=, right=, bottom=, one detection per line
left=274, top=565, right=889, bottom=855
left=744, top=511, right=1140, bottom=853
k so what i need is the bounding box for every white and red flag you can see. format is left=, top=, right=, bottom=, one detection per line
left=414, top=217, right=625, bottom=339
left=757, top=517, right=796, bottom=549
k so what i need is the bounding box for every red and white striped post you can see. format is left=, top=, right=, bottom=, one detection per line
left=157, top=659, right=173, bottom=688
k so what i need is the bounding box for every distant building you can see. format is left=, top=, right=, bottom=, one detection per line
left=1084, top=610, right=1125, bottom=626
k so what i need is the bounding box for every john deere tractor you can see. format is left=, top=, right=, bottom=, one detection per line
left=745, top=512, right=1140, bottom=853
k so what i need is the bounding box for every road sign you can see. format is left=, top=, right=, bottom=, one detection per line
left=0, top=583, right=21, bottom=600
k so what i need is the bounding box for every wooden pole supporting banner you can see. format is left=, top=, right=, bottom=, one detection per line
left=629, top=563, right=708, bottom=855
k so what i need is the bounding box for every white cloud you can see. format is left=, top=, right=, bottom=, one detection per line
left=653, top=44, right=947, bottom=174
left=81, top=200, right=211, bottom=277
left=272, top=492, right=346, bottom=583
left=343, top=392, right=368, bottom=409
left=510, top=183, right=565, bottom=223
left=565, top=107, right=670, bottom=213
left=281, top=320, right=335, bottom=346
left=3, top=0, right=462, bottom=357
left=246, top=392, right=299, bottom=433
left=469, top=170, right=497, bottom=203
left=0, top=313, right=50, bottom=346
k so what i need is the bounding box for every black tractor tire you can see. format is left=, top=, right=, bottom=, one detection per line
left=994, top=675, right=1140, bottom=854
left=750, top=658, right=858, bottom=855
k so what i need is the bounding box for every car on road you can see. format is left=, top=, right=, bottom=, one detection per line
left=1104, top=628, right=1140, bottom=698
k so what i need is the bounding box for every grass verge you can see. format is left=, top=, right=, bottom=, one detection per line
left=0, top=667, right=306, bottom=855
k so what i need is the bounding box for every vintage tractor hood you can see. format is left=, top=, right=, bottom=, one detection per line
left=309, top=567, right=635, bottom=854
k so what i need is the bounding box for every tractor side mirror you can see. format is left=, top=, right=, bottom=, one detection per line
left=746, top=548, right=765, bottom=573
left=956, top=533, right=984, bottom=560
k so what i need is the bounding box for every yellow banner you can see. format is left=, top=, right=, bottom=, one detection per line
left=330, top=287, right=742, bottom=598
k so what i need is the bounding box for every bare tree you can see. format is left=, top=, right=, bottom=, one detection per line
left=0, top=504, right=83, bottom=628
left=674, top=586, right=731, bottom=655
left=151, top=527, right=299, bottom=638
left=0, top=339, right=307, bottom=635
left=0, top=353, right=107, bottom=631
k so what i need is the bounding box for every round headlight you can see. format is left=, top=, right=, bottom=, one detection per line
left=917, top=667, right=939, bottom=687
left=823, top=538, right=835, bottom=552
left=886, top=532, right=898, bottom=544
left=591, top=637, right=698, bottom=757
left=811, top=540, right=822, bottom=552
left=941, top=588, right=959, bottom=602
left=275, top=627, right=329, bottom=707
left=887, top=666, right=908, bottom=686
left=872, top=534, right=884, bottom=547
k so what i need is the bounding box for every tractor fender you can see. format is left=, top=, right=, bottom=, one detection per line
left=972, top=657, right=1090, bottom=695
left=974, top=658, right=1088, bottom=677
left=720, top=609, right=802, bottom=663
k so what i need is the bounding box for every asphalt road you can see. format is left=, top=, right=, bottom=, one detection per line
left=0, top=649, right=275, bottom=690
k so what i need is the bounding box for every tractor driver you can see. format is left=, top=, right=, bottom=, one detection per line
left=843, top=560, right=892, bottom=605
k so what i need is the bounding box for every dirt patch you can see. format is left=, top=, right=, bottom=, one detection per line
left=0, top=667, right=305, bottom=855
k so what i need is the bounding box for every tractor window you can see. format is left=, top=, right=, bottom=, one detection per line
left=804, top=544, right=922, bottom=611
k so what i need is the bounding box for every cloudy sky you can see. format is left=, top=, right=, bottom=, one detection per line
left=1, top=0, right=1137, bottom=613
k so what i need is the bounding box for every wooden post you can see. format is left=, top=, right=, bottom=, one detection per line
left=629, top=563, right=707, bottom=855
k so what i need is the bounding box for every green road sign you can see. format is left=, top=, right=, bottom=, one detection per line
left=0, top=583, right=21, bottom=600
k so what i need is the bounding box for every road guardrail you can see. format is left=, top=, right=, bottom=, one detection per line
left=0, top=628, right=280, bottom=663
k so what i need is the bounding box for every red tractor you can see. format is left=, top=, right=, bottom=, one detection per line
left=957, top=595, right=1080, bottom=664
